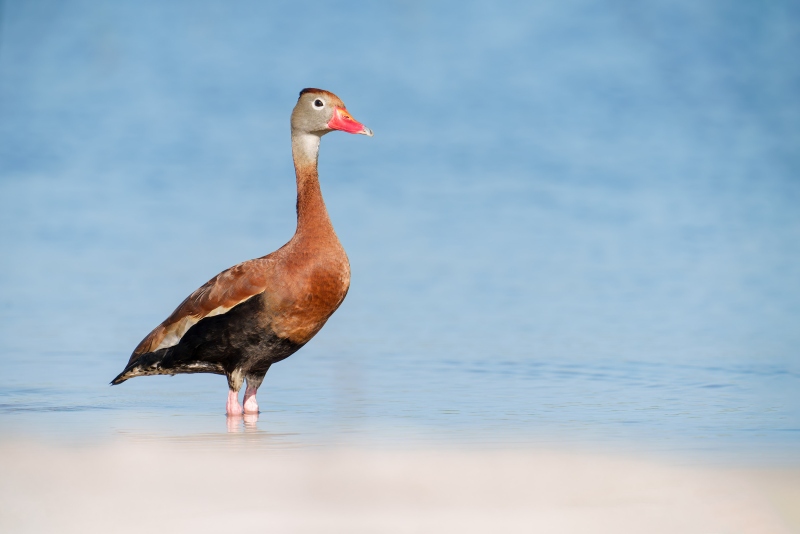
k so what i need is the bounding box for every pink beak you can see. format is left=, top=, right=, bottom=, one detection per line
left=327, top=108, right=373, bottom=136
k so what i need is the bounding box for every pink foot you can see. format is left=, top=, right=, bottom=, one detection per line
left=226, top=389, right=243, bottom=415
left=243, top=385, right=259, bottom=414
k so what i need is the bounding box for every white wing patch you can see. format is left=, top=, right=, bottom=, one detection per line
left=154, top=316, right=201, bottom=352
left=151, top=296, right=257, bottom=352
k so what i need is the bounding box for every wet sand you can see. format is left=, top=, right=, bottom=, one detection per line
left=1, top=440, right=797, bottom=534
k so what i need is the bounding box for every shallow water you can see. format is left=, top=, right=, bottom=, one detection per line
left=1, top=0, right=799, bottom=462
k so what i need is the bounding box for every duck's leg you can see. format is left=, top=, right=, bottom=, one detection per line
left=242, top=386, right=258, bottom=414
left=226, top=369, right=245, bottom=415
left=243, top=366, right=270, bottom=414
left=226, top=389, right=243, bottom=415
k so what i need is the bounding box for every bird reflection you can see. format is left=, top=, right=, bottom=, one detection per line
left=225, top=412, right=259, bottom=433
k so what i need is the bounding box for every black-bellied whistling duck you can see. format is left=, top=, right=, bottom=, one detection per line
left=111, top=88, right=372, bottom=415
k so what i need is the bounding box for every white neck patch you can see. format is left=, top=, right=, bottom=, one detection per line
left=292, top=133, right=321, bottom=165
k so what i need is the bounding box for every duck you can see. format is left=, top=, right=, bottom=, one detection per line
left=111, top=88, right=372, bottom=415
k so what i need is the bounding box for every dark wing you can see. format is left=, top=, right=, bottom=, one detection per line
left=129, top=257, right=273, bottom=361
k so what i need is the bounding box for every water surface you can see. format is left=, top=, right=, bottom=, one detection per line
left=1, top=0, right=799, bottom=463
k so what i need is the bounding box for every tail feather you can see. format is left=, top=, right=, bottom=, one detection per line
left=110, top=348, right=225, bottom=385
left=110, top=350, right=166, bottom=385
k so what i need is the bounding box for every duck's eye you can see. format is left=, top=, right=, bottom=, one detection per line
left=313, top=99, right=324, bottom=109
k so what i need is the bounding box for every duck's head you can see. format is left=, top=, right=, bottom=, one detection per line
left=292, top=88, right=373, bottom=137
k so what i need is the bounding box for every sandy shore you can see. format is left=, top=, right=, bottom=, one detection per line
left=0, top=440, right=797, bottom=533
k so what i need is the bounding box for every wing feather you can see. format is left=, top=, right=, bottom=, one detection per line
left=132, top=257, right=273, bottom=357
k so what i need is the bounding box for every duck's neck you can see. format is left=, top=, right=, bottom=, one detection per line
left=292, top=133, right=333, bottom=238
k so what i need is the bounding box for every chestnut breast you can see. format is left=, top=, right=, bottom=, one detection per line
left=264, top=241, right=350, bottom=345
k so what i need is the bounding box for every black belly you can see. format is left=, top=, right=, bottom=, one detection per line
left=127, top=295, right=304, bottom=380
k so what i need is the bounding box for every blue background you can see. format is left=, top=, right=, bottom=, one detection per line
left=1, top=0, right=798, bottom=461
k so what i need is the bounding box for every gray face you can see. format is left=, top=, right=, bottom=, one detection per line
left=291, top=92, right=340, bottom=136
